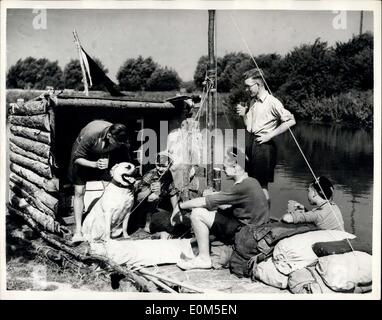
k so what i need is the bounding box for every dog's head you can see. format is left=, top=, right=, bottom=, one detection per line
left=110, top=162, right=136, bottom=187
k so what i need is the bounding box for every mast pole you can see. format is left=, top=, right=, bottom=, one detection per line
left=207, top=10, right=216, bottom=188
left=359, top=11, right=364, bottom=35
left=73, top=29, right=89, bottom=96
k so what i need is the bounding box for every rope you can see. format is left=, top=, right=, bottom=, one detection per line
left=229, top=13, right=355, bottom=252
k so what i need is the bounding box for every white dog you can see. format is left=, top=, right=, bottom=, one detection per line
left=82, top=162, right=136, bottom=242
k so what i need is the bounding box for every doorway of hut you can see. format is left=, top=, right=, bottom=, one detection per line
left=52, top=99, right=186, bottom=223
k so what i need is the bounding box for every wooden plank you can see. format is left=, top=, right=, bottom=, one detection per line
left=9, top=142, right=49, bottom=164
left=10, top=125, right=51, bottom=144
left=9, top=114, right=50, bottom=131
left=10, top=151, right=52, bottom=179
left=9, top=135, right=50, bottom=158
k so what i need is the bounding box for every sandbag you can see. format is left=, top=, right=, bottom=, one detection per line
left=90, top=238, right=195, bottom=267
left=316, top=251, right=372, bottom=292
left=312, top=238, right=372, bottom=257
left=288, top=266, right=335, bottom=294
left=273, top=230, right=356, bottom=275
left=253, top=258, right=288, bottom=289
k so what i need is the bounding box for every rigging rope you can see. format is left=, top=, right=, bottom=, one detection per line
left=229, top=13, right=355, bottom=251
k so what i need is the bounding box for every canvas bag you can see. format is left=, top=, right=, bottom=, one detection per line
left=253, top=258, right=288, bottom=289
left=316, top=251, right=372, bottom=292
left=288, top=266, right=334, bottom=294
left=273, top=230, right=356, bottom=275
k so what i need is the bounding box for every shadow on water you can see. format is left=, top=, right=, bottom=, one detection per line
left=215, top=116, right=373, bottom=247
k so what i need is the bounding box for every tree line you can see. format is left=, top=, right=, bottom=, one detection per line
left=6, top=33, right=373, bottom=127
left=7, top=55, right=182, bottom=92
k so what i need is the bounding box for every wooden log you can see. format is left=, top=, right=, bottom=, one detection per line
left=9, top=181, right=55, bottom=218
left=10, top=194, right=61, bottom=234
left=10, top=163, right=59, bottom=193
left=9, top=173, right=58, bottom=214
left=7, top=204, right=157, bottom=293
left=10, top=151, right=52, bottom=179
left=9, top=114, right=50, bottom=131
left=10, top=135, right=50, bottom=159
left=9, top=99, right=47, bottom=115
left=139, top=268, right=206, bottom=293
left=141, top=274, right=178, bottom=293
left=10, top=125, right=51, bottom=144
left=10, top=142, right=49, bottom=165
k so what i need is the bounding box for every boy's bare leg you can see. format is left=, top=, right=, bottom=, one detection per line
left=73, top=184, right=86, bottom=240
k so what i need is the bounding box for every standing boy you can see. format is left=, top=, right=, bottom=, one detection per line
left=236, top=68, right=296, bottom=206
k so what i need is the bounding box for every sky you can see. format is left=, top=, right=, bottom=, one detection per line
left=6, top=8, right=374, bottom=82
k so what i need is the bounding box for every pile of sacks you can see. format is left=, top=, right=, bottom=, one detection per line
left=250, top=230, right=372, bottom=294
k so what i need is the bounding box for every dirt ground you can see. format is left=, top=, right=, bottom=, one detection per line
left=5, top=214, right=137, bottom=292
left=5, top=213, right=286, bottom=294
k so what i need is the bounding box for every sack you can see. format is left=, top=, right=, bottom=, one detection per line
left=288, top=266, right=334, bottom=294
left=316, top=251, right=372, bottom=292
left=273, top=230, right=356, bottom=275
left=253, top=258, right=288, bottom=289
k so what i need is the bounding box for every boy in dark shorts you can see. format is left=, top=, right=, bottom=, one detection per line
left=236, top=68, right=296, bottom=206
left=172, top=147, right=269, bottom=270
left=68, top=120, right=130, bottom=243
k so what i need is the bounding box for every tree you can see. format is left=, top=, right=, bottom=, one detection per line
left=7, top=57, right=63, bottom=89
left=146, top=67, right=181, bottom=91
left=62, top=58, right=109, bottom=91
left=333, top=32, right=373, bottom=91
left=117, top=56, right=157, bottom=91
left=275, top=38, right=337, bottom=109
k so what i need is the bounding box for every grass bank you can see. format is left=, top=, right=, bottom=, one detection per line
left=6, top=89, right=372, bottom=129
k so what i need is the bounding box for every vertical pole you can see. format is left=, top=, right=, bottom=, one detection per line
left=207, top=10, right=216, bottom=188
left=73, top=29, right=89, bottom=96
left=359, top=11, right=364, bottom=35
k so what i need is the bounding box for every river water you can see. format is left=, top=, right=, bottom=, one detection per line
left=210, top=116, right=374, bottom=249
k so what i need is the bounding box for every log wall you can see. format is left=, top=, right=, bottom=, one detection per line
left=8, top=95, right=61, bottom=235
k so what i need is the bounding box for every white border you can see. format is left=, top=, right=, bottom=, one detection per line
left=0, top=0, right=381, bottom=301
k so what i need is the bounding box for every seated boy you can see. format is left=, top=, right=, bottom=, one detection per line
left=282, top=176, right=344, bottom=231
left=134, top=152, right=188, bottom=238
left=173, top=147, right=270, bottom=270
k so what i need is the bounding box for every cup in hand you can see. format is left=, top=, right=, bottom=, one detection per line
left=287, top=200, right=305, bottom=214
left=236, top=102, right=247, bottom=116
left=97, top=158, right=109, bottom=170
left=150, top=181, right=161, bottom=195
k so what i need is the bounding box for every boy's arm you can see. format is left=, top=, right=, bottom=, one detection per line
left=257, top=118, right=296, bottom=144
left=289, top=210, right=320, bottom=224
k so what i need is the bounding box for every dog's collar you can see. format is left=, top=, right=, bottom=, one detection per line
left=110, top=179, right=132, bottom=189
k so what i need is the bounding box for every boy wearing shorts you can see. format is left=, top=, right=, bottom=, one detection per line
left=172, top=147, right=269, bottom=270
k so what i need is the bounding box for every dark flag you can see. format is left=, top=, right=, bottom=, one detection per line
left=80, top=47, right=125, bottom=97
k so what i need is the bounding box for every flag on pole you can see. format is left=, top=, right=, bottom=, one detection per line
left=79, top=46, right=125, bottom=97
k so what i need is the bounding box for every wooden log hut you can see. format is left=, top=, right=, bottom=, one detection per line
left=6, top=90, right=193, bottom=292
